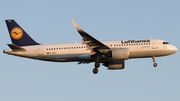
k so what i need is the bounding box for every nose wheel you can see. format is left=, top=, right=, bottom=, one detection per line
left=153, top=63, right=157, bottom=67
left=152, top=56, right=157, bottom=67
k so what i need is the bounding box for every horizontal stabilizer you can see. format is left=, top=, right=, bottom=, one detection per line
left=7, top=44, right=26, bottom=52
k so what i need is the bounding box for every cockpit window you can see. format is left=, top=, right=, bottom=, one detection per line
left=163, top=42, right=169, bottom=44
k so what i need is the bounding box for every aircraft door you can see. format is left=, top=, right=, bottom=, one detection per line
left=37, top=45, right=43, bottom=55
left=152, top=39, right=158, bottom=49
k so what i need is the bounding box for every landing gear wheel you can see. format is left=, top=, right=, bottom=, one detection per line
left=93, top=68, right=98, bottom=74
left=153, top=63, right=157, bottom=67
left=95, top=62, right=100, bottom=68
left=152, top=56, right=158, bottom=67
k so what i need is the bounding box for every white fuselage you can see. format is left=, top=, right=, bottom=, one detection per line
left=4, top=39, right=177, bottom=62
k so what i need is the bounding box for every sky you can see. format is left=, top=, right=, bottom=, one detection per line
left=0, top=0, right=180, bottom=101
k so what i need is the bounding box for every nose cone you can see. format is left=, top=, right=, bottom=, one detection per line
left=170, top=45, right=177, bottom=53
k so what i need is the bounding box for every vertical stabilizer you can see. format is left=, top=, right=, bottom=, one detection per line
left=5, top=20, right=39, bottom=46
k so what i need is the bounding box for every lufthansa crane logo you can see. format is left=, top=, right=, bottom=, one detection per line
left=11, top=27, right=23, bottom=40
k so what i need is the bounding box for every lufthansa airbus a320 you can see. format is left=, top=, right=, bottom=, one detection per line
left=3, top=20, right=177, bottom=74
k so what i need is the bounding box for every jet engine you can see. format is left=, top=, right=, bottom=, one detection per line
left=108, top=48, right=129, bottom=60
left=103, top=60, right=125, bottom=70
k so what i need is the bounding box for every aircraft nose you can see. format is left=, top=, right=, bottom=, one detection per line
left=170, top=45, right=177, bottom=53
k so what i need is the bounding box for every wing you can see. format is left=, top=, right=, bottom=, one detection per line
left=72, top=20, right=110, bottom=55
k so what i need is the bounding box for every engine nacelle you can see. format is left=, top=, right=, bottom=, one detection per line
left=109, top=48, right=129, bottom=60
left=103, top=60, right=125, bottom=70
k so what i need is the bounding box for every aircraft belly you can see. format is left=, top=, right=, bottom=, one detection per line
left=129, top=50, right=169, bottom=58
left=41, top=53, right=88, bottom=62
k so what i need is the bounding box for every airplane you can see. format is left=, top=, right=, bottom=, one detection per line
left=3, top=19, right=177, bottom=74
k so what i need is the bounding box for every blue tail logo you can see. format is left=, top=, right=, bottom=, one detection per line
left=11, top=27, right=23, bottom=40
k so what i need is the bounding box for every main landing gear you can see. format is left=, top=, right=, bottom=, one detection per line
left=93, top=54, right=101, bottom=74
left=93, top=61, right=100, bottom=74
left=152, top=56, right=157, bottom=67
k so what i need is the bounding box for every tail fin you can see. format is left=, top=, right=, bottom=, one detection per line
left=5, top=20, right=40, bottom=46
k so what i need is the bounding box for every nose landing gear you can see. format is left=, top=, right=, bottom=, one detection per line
left=153, top=63, right=157, bottom=67
left=152, top=56, right=157, bottom=67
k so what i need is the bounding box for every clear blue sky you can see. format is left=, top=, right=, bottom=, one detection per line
left=1, top=0, right=180, bottom=101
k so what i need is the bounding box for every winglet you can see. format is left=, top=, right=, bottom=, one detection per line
left=71, top=19, right=82, bottom=31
